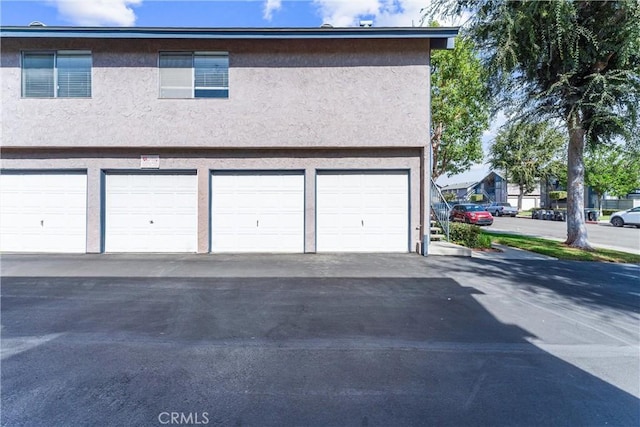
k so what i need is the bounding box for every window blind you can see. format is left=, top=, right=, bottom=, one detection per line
left=159, top=54, right=193, bottom=98
left=57, top=53, right=92, bottom=98
left=194, top=54, right=229, bottom=98
left=22, top=53, right=55, bottom=98
left=159, top=52, right=229, bottom=98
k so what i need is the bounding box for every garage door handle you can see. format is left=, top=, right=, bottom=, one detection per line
left=361, top=219, right=364, bottom=227
left=256, top=220, right=259, bottom=227
left=40, top=220, right=44, bottom=227
left=149, top=220, right=154, bottom=224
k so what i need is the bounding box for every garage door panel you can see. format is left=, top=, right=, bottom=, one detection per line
left=105, top=174, right=197, bottom=252
left=214, top=213, right=255, bottom=225
left=211, top=173, right=304, bottom=253
left=316, top=172, right=408, bottom=252
left=0, top=173, right=87, bottom=253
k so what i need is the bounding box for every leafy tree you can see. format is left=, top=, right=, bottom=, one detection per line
left=428, top=0, right=640, bottom=249
left=430, top=32, right=491, bottom=180
left=546, top=158, right=569, bottom=191
left=489, top=120, right=565, bottom=210
left=549, top=191, right=568, bottom=209
left=585, top=145, right=640, bottom=215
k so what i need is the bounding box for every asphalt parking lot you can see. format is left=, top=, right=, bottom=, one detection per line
left=1, top=253, right=639, bottom=426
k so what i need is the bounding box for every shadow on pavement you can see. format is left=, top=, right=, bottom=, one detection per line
left=1, top=276, right=638, bottom=426
left=438, top=258, right=640, bottom=314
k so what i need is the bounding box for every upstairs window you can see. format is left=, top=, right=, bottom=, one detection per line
left=22, top=51, right=92, bottom=98
left=159, top=52, right=229, bottom=99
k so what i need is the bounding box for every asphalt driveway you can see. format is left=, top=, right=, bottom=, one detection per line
left=1, top=254, right=639, bottom=426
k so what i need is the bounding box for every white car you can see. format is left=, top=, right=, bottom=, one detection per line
left=486, top=202, right=518, bottom=217
left=610, top=207, right=640, bottom=228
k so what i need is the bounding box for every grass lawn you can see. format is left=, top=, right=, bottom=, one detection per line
left=484, top=232, right=640, bottom=263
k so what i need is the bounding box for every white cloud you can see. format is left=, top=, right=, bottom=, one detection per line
left=313, top=0, right=380, bottom=27
left=47, top=0, right=142, bottom=26
left=263, top=0, right=282, bottom=20
left=312, top=0, right=467, bottom=28
left=376, top=0, right=428, bottom=27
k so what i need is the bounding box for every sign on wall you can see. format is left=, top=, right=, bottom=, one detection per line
left=140, top=155, right=160, bottom=169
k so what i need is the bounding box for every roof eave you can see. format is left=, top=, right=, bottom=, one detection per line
left=0, top=26, right=459, bottom=46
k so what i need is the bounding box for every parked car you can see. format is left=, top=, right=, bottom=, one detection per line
left=533, top=208, right=594, bottom=222
left=486, top=202, right=518, bottom=217
left=610, top=207, right=640, bottom=228
left=449, top=204, right=494, bottom=226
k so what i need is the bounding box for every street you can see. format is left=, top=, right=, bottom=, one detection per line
left=488, top=216, right=640, bottom=253
left=1, top=254, right=639, bottom=426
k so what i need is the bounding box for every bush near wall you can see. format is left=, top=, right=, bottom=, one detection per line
left=449, top=223, right=492, bottom=249
left=602, top=209, right=618, bottom=216
left=549, top=191, right=567, bottom=201
left=469, top=194, right=484, bottom=202
left=443, top=192, right=457, bottom=202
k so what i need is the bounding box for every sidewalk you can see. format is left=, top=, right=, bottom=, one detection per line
left=429, top=239, right=557, bottom=260
left=0, top=248, right=557, bottom=280
left=472, top=244, right=556, bottom=261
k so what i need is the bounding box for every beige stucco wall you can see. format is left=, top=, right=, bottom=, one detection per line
left=1, top=148, right=423, bottom=253
left=1, top=38, right=430, bottom=149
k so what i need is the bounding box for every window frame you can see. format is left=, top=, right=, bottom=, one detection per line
left=158, top=51, right=229, bottom=99
left=21, top=50, right=92, bottom=99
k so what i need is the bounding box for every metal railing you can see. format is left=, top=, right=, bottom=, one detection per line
left=430, top=178, right=451, bottom=241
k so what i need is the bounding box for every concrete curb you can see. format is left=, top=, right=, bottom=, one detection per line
left=428, top=241, right=472, bottom=257
left=483, top=243, right=557, bottom=260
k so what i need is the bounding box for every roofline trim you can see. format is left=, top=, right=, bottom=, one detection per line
left=0, top=26, right=460, bottom=41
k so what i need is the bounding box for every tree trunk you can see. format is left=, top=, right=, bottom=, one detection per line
left=565, top=112, right=592, bottom=249
left=518, top=184, right=524, bottom=211
left=598, top=194, right=604, bottom=217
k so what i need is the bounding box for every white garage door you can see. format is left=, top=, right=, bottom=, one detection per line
left=211, top=172, right=304, bottom=252
left=105, top=174, right=197, bottom=252
left=316, top=172, right=409, bottom=252
left=0, top=173, right=87, bottom=253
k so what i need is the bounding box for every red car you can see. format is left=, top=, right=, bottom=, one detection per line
left=449, top=204, right=494, bottom=226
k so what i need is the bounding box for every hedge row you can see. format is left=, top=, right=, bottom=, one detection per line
left=449, top=223, right=492, bottom=249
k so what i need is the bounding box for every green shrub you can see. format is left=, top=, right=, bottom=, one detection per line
left=449, top=223, right=493, bottom=248
left=469, top=194, right=484, bottom=202
left=549, top=191, right=567, bottom=201
left=449, top=223, right=491, bottom=248
left=477, top=234, right=493, bottom=249
left=602, top=209, right=617, bottom=216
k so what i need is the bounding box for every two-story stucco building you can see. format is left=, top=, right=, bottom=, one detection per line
left=0, top=25, right=457, bottom=254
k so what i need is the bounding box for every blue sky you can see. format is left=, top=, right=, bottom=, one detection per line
left=0, top=1, right=448, bottom=28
